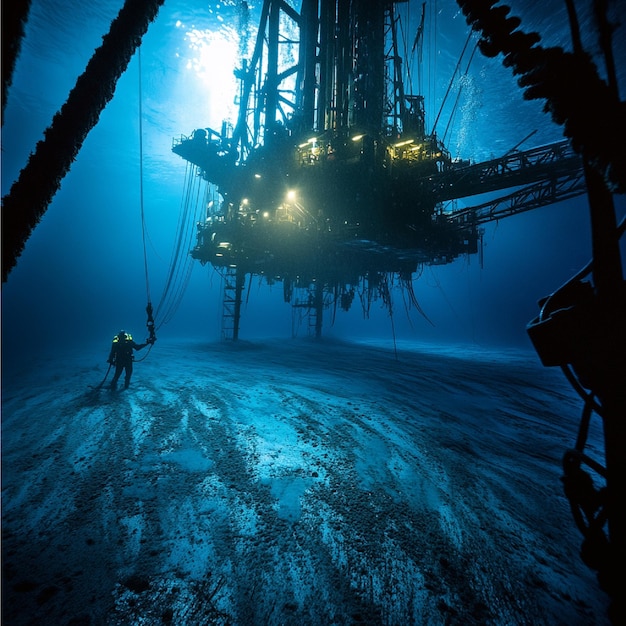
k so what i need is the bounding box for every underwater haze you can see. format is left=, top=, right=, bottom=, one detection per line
left=2, top=1, right=626, bottom=624
left=2, top=0, right=624, bottom=357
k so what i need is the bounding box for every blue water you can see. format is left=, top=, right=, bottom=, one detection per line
left=2, top=0, right=625, bottom=361
left=1, top=4, right=624, bottom=623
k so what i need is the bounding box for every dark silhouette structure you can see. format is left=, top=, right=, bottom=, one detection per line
left=1, top=0, right=165, bottom=283
left=457, top=1, right=625, bottom=622
left=2, top=0, right=622, bottom=620
left=171, top=0, right=625, bottom=620
left=171, top=0, right=586, bottom=341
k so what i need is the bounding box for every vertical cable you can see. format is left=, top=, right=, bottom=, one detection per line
left=138, top=46, right=151, bottom=304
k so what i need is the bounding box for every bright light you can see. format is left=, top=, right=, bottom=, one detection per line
left=286, top=190, right=296, bottom=202
left=351, top=134, right=365, bottom=142
left=394, top=139, right=414, bottom=147
left=180, top=24, right=240, bottom=127
left=263, top=211, right=270, bottom=218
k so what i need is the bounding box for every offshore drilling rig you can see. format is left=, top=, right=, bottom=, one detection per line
left=172, top=0, right=585, bottom=340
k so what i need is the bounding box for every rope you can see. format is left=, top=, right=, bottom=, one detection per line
left=431, top=31, right=473, bottom=136
left=413, top=2, right=426, bottom=95
left=2, top=0, right=32, bottom=125
left=153, top=162, right=205, bottom=328
left=89, top=362, right=113, bottom=390
left=138, top=47, right=151, bottom=305
left=457, top=0, right=626, bottom=193
left=1, top=0, right=166, bottom=283
left=136, top=47, right=157, bottom=349
left=380, top=275, right=398, bottom=360
left=134, top=341, right=154, bottom=362
left=442, top=42, right=479, bottom=144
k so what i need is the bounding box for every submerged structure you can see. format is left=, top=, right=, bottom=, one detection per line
left=172, top=0, right=585, bottom=339
left=2, top=0, right=622, bottom=618
left=172, top=1, right=624, bottom=617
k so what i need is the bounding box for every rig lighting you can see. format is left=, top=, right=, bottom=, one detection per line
left=351, top=134, right=365, bottom=142
left=286, top=190, right=296, bottom=202
left=393, top=139, right=414, bottom=148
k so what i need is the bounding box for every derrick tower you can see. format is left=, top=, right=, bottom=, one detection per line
left=173, top=0, right=585, bottom=339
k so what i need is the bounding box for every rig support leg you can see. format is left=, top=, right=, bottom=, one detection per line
left=585, top=159, right=625, bottom=613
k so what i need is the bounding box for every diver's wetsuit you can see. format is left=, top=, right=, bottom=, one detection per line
left=108, top=332, right=147, bottom=389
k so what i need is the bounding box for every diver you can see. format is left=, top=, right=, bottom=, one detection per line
left=107, top=330, right=153, bottom=390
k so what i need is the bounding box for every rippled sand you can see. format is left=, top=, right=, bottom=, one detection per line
left=1, top=338, right=609, bottom=625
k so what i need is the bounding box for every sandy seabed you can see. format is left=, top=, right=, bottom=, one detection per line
left=1, top=338, right=611, bottom=625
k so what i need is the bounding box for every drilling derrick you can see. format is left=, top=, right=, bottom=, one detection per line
left=172, top=0, right=585, bottom=339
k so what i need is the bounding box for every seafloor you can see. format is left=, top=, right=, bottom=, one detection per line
left=1, top=338, right=610, bottom=624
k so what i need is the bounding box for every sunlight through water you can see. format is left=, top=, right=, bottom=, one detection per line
left=175, top=21, right=241, bottom=131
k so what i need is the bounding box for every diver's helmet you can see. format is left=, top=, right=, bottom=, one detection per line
left=114, top=330, right=127, bottom=342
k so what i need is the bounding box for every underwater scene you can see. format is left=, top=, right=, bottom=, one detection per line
left=2, top=1, right=625, bottom=624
